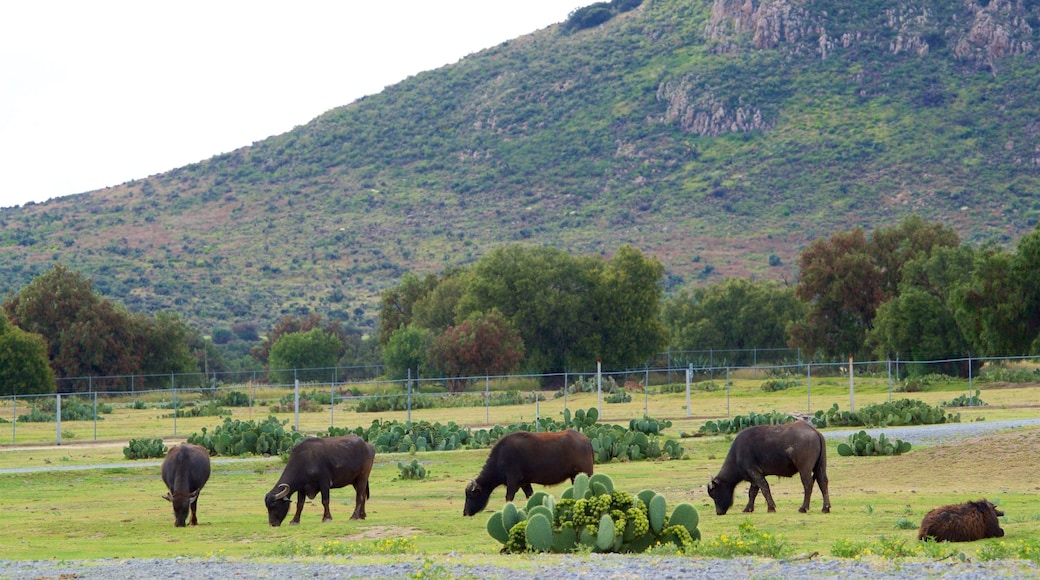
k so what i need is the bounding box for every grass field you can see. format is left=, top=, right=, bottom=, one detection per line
left=1, top=375, right=1038, bottom=566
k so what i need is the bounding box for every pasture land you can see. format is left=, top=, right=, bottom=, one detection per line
left=0, top=377, right=1038, bottom=565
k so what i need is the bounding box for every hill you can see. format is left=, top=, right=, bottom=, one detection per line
left=2, top=0, right=1040, bottom=336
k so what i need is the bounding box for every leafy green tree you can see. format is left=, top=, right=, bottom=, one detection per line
left=592, top=245, right=667, bottom=367
left=950, top=225, right=1040, bottom=357
left=868, top=245, right=976, bottom=375
left=251, top=312, right=346, bottom=363
left=789, top=228, right=883, bottom=359
left=268, top=328, right=344, bottom=384
left=662, top=278, right=806, bottom=366
left=382, top=324, right=434, bottom=381
left=377, top=273, right=440, bottom=345
left=411, top=271, right=467, bottom=334
left=0, top=313, right=55, bottom=395
left=869, top=216, right=961, bottom=297
left=428, top=310, right=525, bottom=392
left=458, top=245, right=599, bottom=374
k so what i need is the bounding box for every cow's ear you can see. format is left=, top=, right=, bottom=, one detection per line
left=189, top=490, right=200, bottom=503
left=162, top=493, right=173, bottom=502
left=465, top=480, right=479, bottom=494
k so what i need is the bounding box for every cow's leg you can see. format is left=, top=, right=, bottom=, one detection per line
left=321, top=486, right=333, bottom=522
left=351, top=481, right=367, bottom=520
left=520, top=483, right=534, bottom=498
left=743, top=483, right=759, bottom=513
left=504, top=475, right=521, bottom=502
left=816, top=470, right=831, bottom=513
left=289, top=491, right=307, bottom=525
left=798, top=469, right=814, bottom=513
left=189, top=500, right=199, bottom=526
left=749, top=473, right=777, bottom=512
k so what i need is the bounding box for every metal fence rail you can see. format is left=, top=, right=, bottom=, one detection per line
left=2, top=354, right=1035, bottom=446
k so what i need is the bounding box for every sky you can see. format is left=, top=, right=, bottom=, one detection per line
left=0, top=1, right=590, bottom=208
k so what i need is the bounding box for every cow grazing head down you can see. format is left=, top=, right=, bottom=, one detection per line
left=462, top=430, right=593, bottom=516
left=160, top=443, right=211, bottom=527
left=706, top=476, right=734, bottom=516
left=264, top=436, right=375, bottom=526
left=164, top=489, right=201, bottom=528
left=707, top=420, right=831, bottom=515
left=265, top=483, right=293, bottom=527
left=918, top=499, right=1005, bottom=542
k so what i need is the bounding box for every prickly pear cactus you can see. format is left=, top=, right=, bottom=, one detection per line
left=483, top=473, right=699, bottom=553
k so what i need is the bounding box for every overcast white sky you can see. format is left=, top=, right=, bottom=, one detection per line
left=0, top=1, right=589, bottom=208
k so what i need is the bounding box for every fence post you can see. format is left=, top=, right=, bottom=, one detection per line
left=685, top=364, right=692, bottom=418
left=293, top=372, right=300, bottom=432
left=407, top=368, right=413, bottom=423
left=93, top=390, right=98, bottom=441
left=968, top=356, right=974, bottom=406
left=56, top=393, right=62, bottom=445
left=330, top=366, right=336, bottom=428
left=563, top=371, right=568, bottom=417
left=644, top=368, right=649, bottom=416
left=172, top=375, right=178, bottom=436
left=484, top=375, right=490, bottom=424
left=596, top=360, right=602, bottom=417
left=11, top=393, right=15, bottom=443
left=806, top=361, right=812, bottom=413
left=848, top=355, right=855, bottom=412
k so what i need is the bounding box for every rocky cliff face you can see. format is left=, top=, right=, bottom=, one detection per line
left=705, top=0, right=1035, bottom=62
left=659, top=0, right=1037, bottom=136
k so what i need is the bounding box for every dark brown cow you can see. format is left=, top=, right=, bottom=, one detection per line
left=707, top=420, right=831, bottom=515
left=463, top=429, right=593, bottom=516
left=161, top=443, right=211, bottom=527
left=264, top=435, right=375, bottom=526
left=918, top=499, right=1005, bottom=542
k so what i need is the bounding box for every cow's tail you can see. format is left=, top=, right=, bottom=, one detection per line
left=365, top=481, right=371, bottom=500
left=813, top=429, right=828, bottom=479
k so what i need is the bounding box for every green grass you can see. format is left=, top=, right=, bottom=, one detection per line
left=1, top=379, right=1038, bottom=564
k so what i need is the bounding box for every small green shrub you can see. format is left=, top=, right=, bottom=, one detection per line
left=397, top=459, right=427, bottom=480
left=836, top=431, right=912, bottom=456
left=760, top=378, right=799, bottom=392
left=221, top=390, right=253, bottom=407
left=124, top=438, right=167, bottom=460
left=942, top=390, right=986, bottom=407
left=187, top=415, right=304, bottom=456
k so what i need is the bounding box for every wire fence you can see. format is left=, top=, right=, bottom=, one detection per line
left=3, top=353, right=1036, bottom=446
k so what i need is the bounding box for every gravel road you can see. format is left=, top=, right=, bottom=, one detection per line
left=3, top=419, right=1038, bottom=579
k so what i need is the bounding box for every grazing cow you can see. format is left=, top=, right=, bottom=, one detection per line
left=918, top=499, right=1005, bottom=542
left=264, top=435, right=375, bottom=526
left=707, top=420, right=831, bottom=515
left=463, top=429, right=593, bottom=516
left=161, top=443, right=211, bottom=527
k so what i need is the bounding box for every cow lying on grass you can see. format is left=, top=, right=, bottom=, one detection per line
left=707, top=420, right=831, bottom=515
left=463, top=429, right=593, bottom=516
left=918, top=499, right=1005, bottom=542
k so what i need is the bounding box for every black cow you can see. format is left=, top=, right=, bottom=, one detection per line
left=463, top=429, right=593, bottom=516
left=161, top=443, right=211, bottom=527
left=707, top=420, right=831, bottom=515
left=264, top=435, right=375, bottom=526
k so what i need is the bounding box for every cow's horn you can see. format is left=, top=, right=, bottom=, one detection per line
left=273, top=483, right=292, bottom=500
left=162, top=492, right=173, bottom=502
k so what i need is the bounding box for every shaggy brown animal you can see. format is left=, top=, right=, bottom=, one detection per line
left=918, top=499, right=1005, bottom=542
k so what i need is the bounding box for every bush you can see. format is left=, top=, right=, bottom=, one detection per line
left=397, top=459, right=427, bottom=480
left=124, top=438, right=167, bottom=459
left=760, top=378, right=799, bottom=392
left=942, top=390, right=986, bottom=407
left=221, top=390, right=252, bottom=407
left=811, top=399, right=959, bottom=429
left=187, top=416, right=304, bottom=456
left=485, top=473, right=700, bottom=553
left=18, top=397, right=113, bottom=422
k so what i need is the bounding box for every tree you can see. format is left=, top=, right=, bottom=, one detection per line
left=382, top=324, right=434, bottom=381
left=411, top=271, right=467, bottom=334
left=789, top=228, right=883, bottom=359
left=0, top=313, right=55, bottom=395
left=251, top=313, right=346, bottom=363
left=428, top=310, right=524, bottom=392
left=951, top=241, right=1035, bottom=357
left=662, top=278, right=806, bottom=366
left=377, top=273, right=440, bottom=345
left=592, top=245, right=667, bottom=367
left=268, top=328, right=344, bottom=384
left=867, top=245, right=976, bottom=375
left=457, top=245, right=599, bottom=374
left=869, top=216, right=960, bottom=298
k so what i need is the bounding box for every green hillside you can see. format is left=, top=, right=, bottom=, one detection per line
left=2, top=0, right=1039, bottom=336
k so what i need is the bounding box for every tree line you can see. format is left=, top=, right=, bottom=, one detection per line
left=4, top=215, right=1040, bottom=395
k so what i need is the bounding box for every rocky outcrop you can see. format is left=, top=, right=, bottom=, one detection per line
left=705, top=0, right=1035, bottom=63
left=656, top=77, right=769, bottom=136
